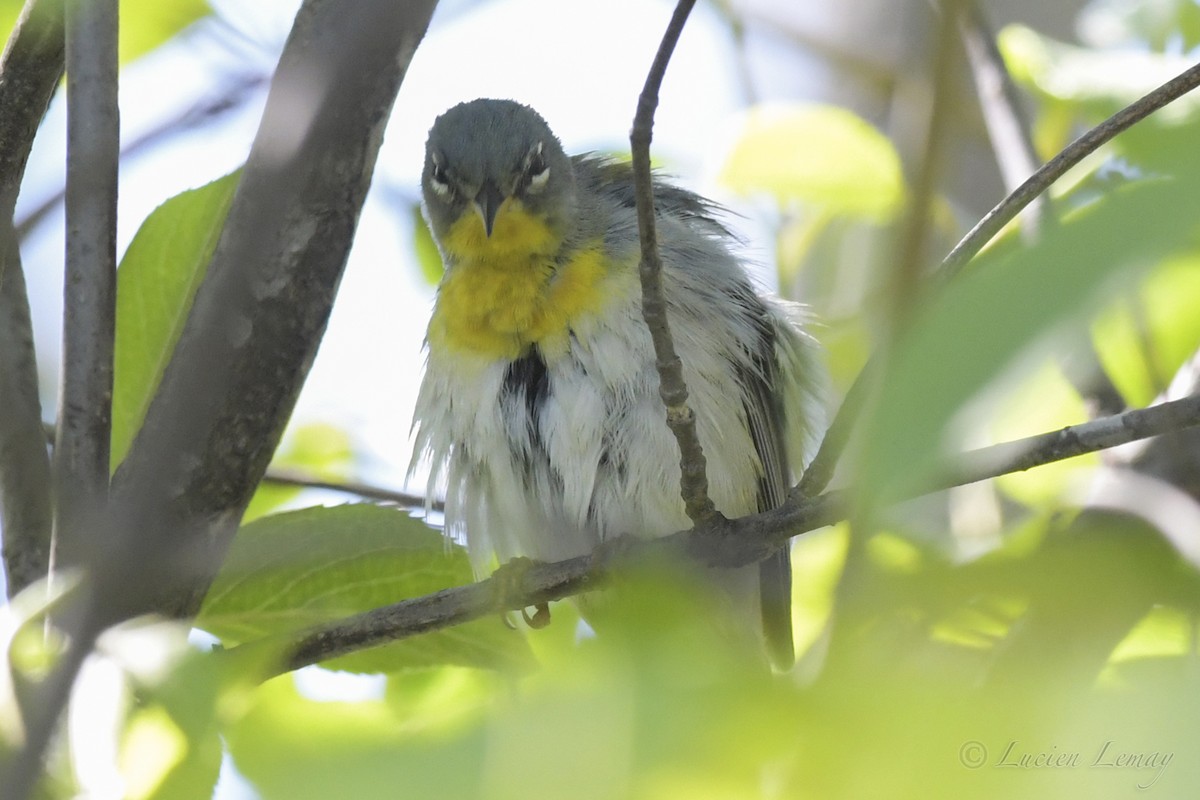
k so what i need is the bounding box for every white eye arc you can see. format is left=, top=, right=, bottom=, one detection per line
left=429, top=154, right=453, bottom=199
left=525, top=141, right=550, bottom=194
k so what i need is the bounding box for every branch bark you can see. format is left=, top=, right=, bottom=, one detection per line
left=260, top=393, right=1200, bottom=675
left=101, top=0, right=438, bottom=624
left=630, top=0, right=716, bottom=526
left=0, top=225, right=52, bottom=596
left=0, top=0, right=65, bottom=288
left=53, top=0, right=119, bottom=567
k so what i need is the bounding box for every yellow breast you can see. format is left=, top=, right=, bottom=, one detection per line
left=429, top=202, right=613, bottom=361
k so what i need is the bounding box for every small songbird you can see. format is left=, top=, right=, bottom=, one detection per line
left=410, top=98, right=824, bottom=668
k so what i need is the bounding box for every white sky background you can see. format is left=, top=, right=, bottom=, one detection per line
left=16, top=0, right=820, bottom=501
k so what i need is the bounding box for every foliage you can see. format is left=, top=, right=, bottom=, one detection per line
left=3, top=2, right=1200, bottom=799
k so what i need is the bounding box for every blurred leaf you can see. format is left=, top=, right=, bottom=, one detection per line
left=985, top=510, right=1186, bottom=689
left=719, top=103, right=905, bottom=221
left=198, top=504, right=535, bottom=673
left=226, top=673, right=488, bottom=800
left=1093, top=255, right=1200, bottom=406
left=111, top=170, right=240, bottom=470
left=999, top=25, right=1199, bottom=121
left=222, top=547, right=1200, bottom=800
left=858, top=155, right=1200, bottom=506
left=411, top=203, right=444, bottom=286
left=1079, top=0, right=1200, bottom=51
left=1108, top=605, right=1194, bottom=666
left=0, top=0, right=211, bottom=64
left=118, top=0, right=211, bottom=63
left=790, top=525, right=848, bottom=661
left=990, top=360, right=1093, bottom=506
left=245, top=423, right=357, bottom=522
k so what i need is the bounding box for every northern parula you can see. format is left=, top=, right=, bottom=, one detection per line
left=410, top=98, right=824, bottom=668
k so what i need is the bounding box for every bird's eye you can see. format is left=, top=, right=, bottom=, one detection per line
left=523, top=142, right=550, bottom=193
left=428, top=155, right=453, bottom=199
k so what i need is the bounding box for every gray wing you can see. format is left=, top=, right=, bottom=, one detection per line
left=739, top=306, right=796, bottom=670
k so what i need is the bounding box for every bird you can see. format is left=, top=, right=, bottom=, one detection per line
left=409, top=98, right=824, bottom=668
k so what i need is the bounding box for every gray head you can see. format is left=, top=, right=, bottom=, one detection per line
left=422, top=99, right=576, bottom=244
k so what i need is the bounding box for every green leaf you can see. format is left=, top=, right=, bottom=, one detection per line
left=245, top=423, right=357, bottom=522
left=999, top=24, right=1200, bottom=120
left=111, top=170, right=240, bottom=470
left=0, top=0, right=212, bottom=65
left=226, top=673, right=490, bottom=800
left=118, top=0, right=212, bottom=63
left=719, top=103, right=905, bottom=221
left=411, top=203, right=444, bottom=286
left=1092, top=255, right=1200, bottom=407
left=857, top=158, right=1200, bottom=506
left=197, top=504, right=534, bottom=673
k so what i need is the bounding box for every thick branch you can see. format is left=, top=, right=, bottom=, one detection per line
left=53, top=0, right=119, bottom=565
left=99, top=0, right=438, bottom=624
left=631, top=0, right=714, bottom=525
left=0, top=0, right=65, bottom=287
left=0, top=226, right=52, bottom=596
left=263, top=394, right=1200, bottom=674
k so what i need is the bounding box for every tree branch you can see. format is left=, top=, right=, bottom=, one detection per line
left=260, top=467, right=437, bottom=511
left=0, top=224, right=52, bottom=596
left=259, top=393, right=1200, bottom=675
left=98, top=0, right=438, bottom=624
left=53, top=0, right=120, bottom=567
left=0, top=0, right=65, bottom=288
left=631, top=0, right=715, bottom=526
left=16, top=71, right=267, bottom=240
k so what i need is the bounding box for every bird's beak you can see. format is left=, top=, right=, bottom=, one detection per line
left=474, top=182, right=506, bottom=237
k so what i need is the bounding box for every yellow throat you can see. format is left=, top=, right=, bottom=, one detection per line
left=429, top=200, right=611, bottom=361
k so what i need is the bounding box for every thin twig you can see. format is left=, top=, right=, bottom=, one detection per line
left=630, top=0, right=716, bottom=526
left=0, top=224, right=53, bottom=596
left=0, top=0, right=65, bottom=289
left=797, top=55, right=1200, bottom=498
left=256, top=393, right=1200, bottom=675
left=958, top=1, right=1046, bottom=235
left=15, top=71, right=267, bottom=240
left=261, top=468, right=438, bottom=511
left=941, top=57, right=1200, bottom=279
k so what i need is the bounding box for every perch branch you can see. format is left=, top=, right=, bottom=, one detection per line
left=630, top=0, right=717, bottom=526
